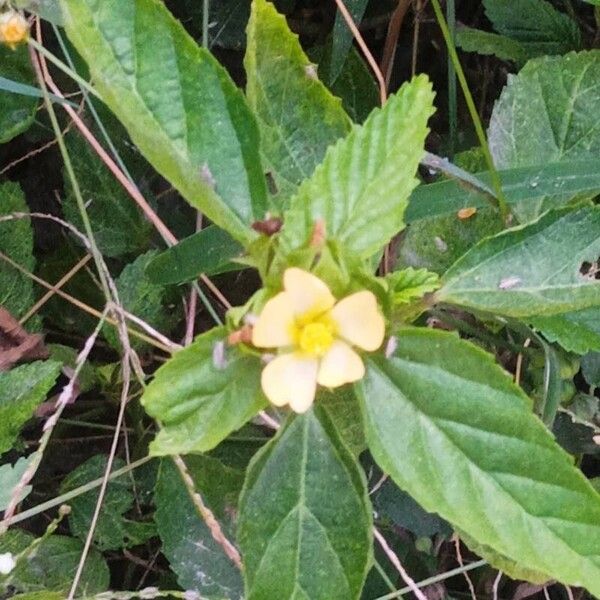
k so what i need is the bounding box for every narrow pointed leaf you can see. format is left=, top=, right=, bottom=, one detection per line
left=438, top=206, right=600, bottom=317
left=141, top=328, right=266, bottom=456
left=238, top=408, right=372, bottom=600
left=245, top=0, right=351, bottom=199
left=358, top=328, right=600, bottom=595
left=282, top=75, right=435, bottom=258
left=60, top=0, right=268, bottom=245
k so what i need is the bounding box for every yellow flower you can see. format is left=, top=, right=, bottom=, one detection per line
left=0, top=11, right=29, bottom=50
left=252, top=268, right=385, bottom=413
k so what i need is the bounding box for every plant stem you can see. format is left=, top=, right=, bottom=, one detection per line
left=446, top=0, right=457, bottom=160
left=429, top=0, right=510, bottom=221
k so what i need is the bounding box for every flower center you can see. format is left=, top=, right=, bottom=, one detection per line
left=298, top=322, right=334, bottom=356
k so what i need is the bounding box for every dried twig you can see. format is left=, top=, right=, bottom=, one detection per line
left=173, top=454, right=242, bottom=569
left=374, top=527, right=428, bottom=600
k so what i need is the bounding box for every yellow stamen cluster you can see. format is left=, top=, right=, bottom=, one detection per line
left=0, top=11, right=29, bottom=50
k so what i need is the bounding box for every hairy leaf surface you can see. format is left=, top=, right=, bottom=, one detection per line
left=358, top=328, right=600, bottom=594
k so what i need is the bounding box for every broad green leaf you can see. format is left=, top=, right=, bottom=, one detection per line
left=0, top=182, right=36, bottom=320
left=484, top=0, right=581, bottom=57
left=311, top=44, right=379, bottom=124
left=456, top=28, right=528, bottom=64
left=14, top=0, right=64, bottom=25
left=245, top=0, right=351, bottom=199
left=154, top=456, right=244, bottom=598
left=553, top=395, right=600, bottom=455
left=145, top=225, right=244, bottom=286
left=104, top=251, right=176, bottom=351
left=438, top=206, right=600, bottom=317
left=0, top=47, right=37, bottom=143
left=457, top=530, right=550, bottom=585
left=238, top=408, right=372, bottom=600
left=0, top=361, right=61, bottom=455
left=0, top=530, right=109, bottom=595
left=0, top=456, right=33, bottom=510
left=405, top=160, right=600, bottom=223
left=60, top=455, right=156, bottom=551
left=531, top=308, right=600, bottom=354
left=60, top=0, right=267, bottom=245
left=373, top=479, right=451, bottom=538
left=582, top=352, right=600, bottom=387
left=398, top=209, right=503, bottom=275
left=387, top=268, right=440, bottom=305
left=358, top=328, right=600, bottom=594
left=329, top=0, right=369, bottom=84
left=488, top=51, right=600, bottom=221
left=282, top=75, right=435, bottom=259
left=141, top=328, right=266, bottom=456
left=11, top=593, right=64, bottom=600
left=319, top=387, right=366, bottom=458
left=63, top=131, right=150, bottom=258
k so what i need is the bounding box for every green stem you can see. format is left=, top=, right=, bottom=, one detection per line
left=203, top=0, right=210, bottom=48
left=429, top=0, right=509, bottom=221
left=446, top=0, right=457, bottom=160
left=28, top=38, right=101, bottom=100
left=0, top=456, right=153, bottom=527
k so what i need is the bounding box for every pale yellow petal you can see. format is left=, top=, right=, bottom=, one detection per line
left=252, top=293, right=295, bottom=348
left=330, top=291, right=385, bottom=351
left=261, top=353, right=318, bottom=413
left=283, top=267, right=335, bottom=318
left=317, top=341, right=365, bottom=388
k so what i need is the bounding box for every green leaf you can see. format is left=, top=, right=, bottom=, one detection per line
left=245, top=0, right=351, bottom=199
left=319, top=387, right=366, bottom=458
left=456, top=28, right=528, bottom=64
left=483, top=0, right=581, bottom=57
left=238, top=408, right=372, bottom=600
left=358, top=327, right=600, bottom=594
left=0, top=46, right=37, bottom=143
left=141, top=327, right=266, bottom=456
left=60, top=455, right=156, bottom=551
left=282, top=75, right=435, bottom=259
left=154, top=456, right=244, bottom=598
left=145, top=225, right=244, bottom=286
left=60, top=0, right=267, bottom=245
left=582, top=352, right=600, bottom=387
left=63, top=131, right=150, bottom=258
left=0, top=182, right=36, bottom=320
left=531, top=308, right=600, bottom=355
left=14, top=0, right=64, bottom=25
left=488, top=51, right=600, bottom=221
left=398, top=209, right=503, bottom=275
left=0, top=530, right=109, bottom=595
left=104, top=251, right=176, bottom=351
left=387, top=268, right=440, bottom=305
left=0, top=361, right=61, bottom=455
left=406, top=160, right=600, bottom=223
left=311, top=44, right=379, bottom=124
left=329, top=0, right=369, bottom=83
left=438, top=206, right=600, bottom=317
left=373, top=480, right=451, bottom=538
left=0, top=456, right=33, bottom=510
left=458, top=530, right=550, bottom=585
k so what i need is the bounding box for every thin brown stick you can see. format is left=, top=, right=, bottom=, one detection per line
left=374, top=527, right=428, bottom=600
left=381, top=0, right=413, bottom=87
left=20, top=253, right=92, bottom=325
left=333, top=0, right=387, bottom=105
left=1, top=310, right=108, bottom=528
left=453, top=534, right=477, bottom=600
left=0, top=247, right=171, bottom=354
left=173, top=454, right=242, bottom=569
left=514, top=337, right=531, bottom=385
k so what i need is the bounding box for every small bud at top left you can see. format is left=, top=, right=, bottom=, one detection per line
left=0, top=11, right=29, bottom=50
